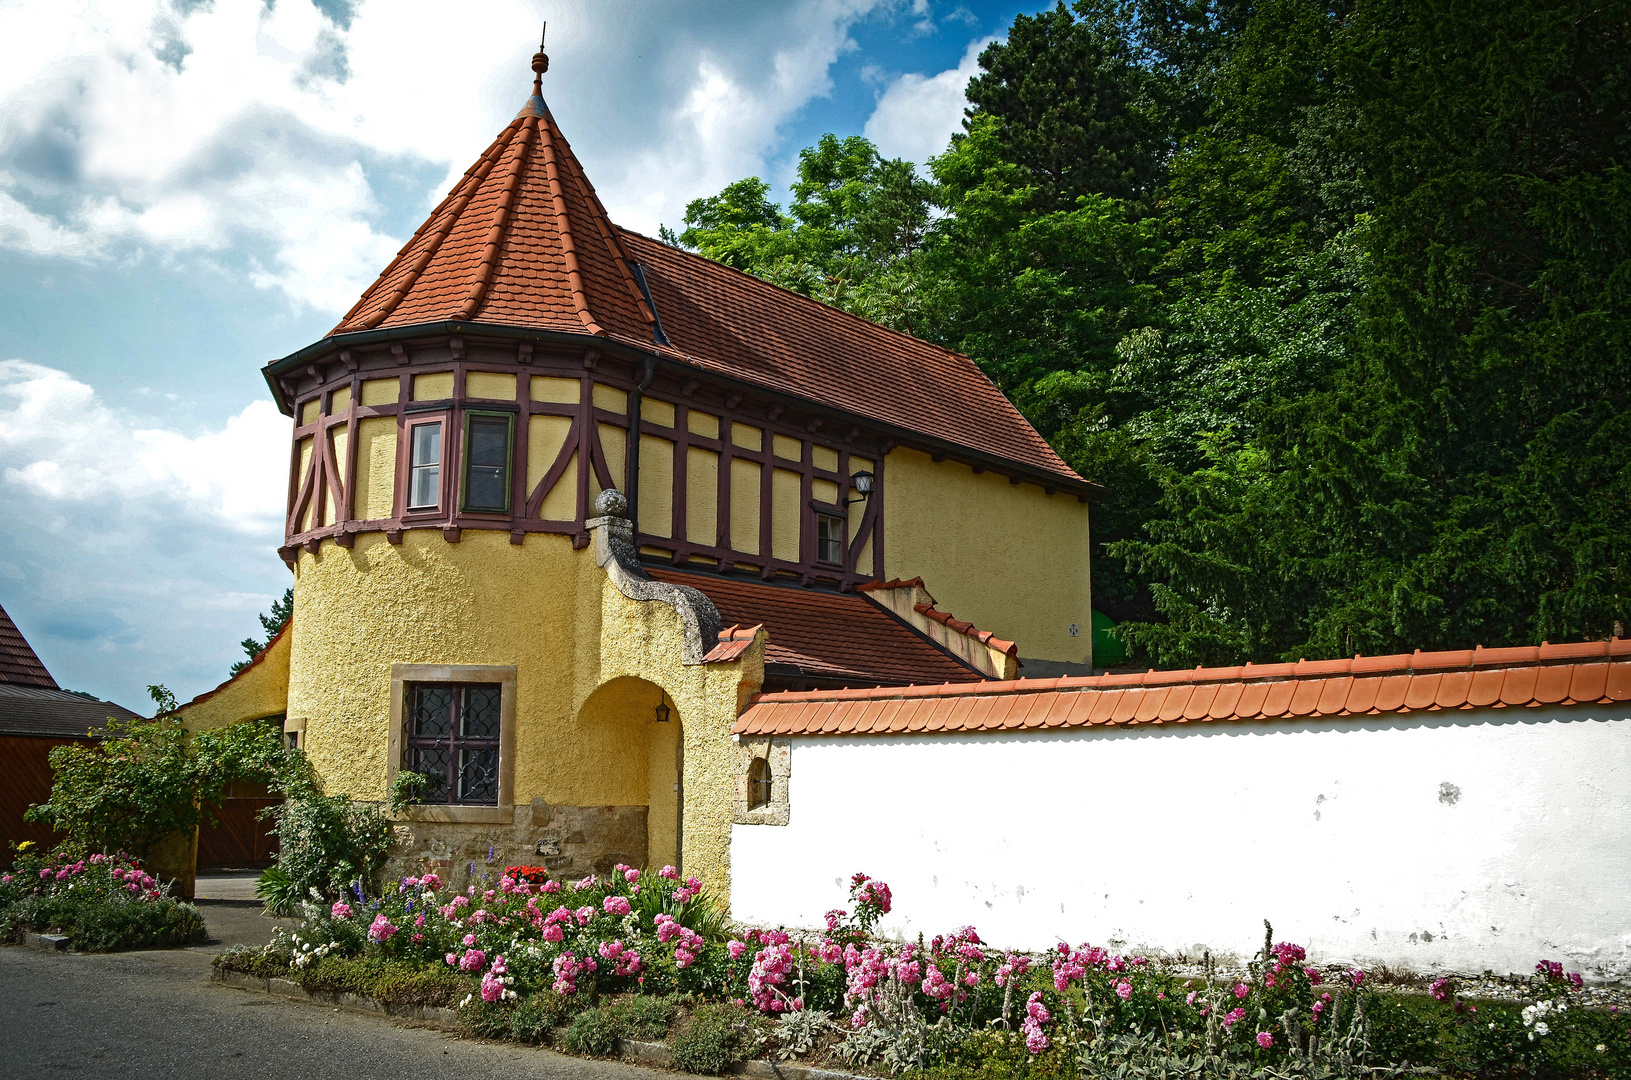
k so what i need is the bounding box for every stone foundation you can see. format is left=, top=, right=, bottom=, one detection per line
left=386, top=800, right=648, bottom=889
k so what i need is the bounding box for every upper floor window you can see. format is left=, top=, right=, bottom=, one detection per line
left=816, top=513, right=845, bottom=565
left=407, top=421, right=443, bottom=510
left=462, top=413, right=513, bottom=513
left=403, top=681, right=502, bottom=805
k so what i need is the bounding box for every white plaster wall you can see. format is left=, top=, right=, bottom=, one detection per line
left=730, top=708, right=1631, bottom=981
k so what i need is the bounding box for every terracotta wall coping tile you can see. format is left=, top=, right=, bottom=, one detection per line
left=732, top=640, right=1631, bottom=737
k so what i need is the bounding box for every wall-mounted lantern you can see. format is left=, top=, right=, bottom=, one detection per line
left=654, top=690, right=671, bottom=723
left=845, top=470, right=875, bottom=506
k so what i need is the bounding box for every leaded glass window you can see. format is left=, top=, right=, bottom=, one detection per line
left=403, top=682, right=501, bottom=805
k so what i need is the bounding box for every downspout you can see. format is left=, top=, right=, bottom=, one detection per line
left=626, top=354, right=658, bottom=527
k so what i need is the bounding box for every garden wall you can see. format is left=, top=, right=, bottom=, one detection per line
left=730, top=706, right=1631, bottom=982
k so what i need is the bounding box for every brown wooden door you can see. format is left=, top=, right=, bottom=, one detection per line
left=197, top=780, right=280, bottom=869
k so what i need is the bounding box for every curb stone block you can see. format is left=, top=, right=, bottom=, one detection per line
left=24, top=934, right=70, bottom=952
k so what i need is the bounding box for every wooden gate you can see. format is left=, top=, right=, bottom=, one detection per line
left=197, top=779, right=280, bottom=869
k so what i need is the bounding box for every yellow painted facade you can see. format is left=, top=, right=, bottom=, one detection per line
left=175, top=628, right=291, bottom=733
left=284, top=529, right=762, bottom=900
left=353, top=417, right=397, bottom=520
left=883, top=446, right=1092, bottom=666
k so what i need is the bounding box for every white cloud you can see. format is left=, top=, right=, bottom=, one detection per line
left=0, top=359, right=287, bottom=532
left=0, top=0, right=901, bottom=311
left=0, top=358, right=293, bottom=706
left=863, top=34, right=992, bottom=165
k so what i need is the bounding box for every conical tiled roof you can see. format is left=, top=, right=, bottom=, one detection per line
left=325, top=51, right=1087, bottom=487
left=0, top=601, right=57, bottom=689
left=334, top=64, right=657, bottom=341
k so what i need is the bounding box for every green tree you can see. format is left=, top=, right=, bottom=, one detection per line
left=1113, top=0, right=1631, bottom=663
left=232, top=586, right=292, bottom=676
left=25, top=685, right=287, bottom=858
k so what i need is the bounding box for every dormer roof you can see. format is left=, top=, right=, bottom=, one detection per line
left=309, top=54, right=1086, bottom=488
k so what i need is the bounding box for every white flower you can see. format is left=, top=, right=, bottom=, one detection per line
left=1533, top=1022, right=1550, bottom=1037
left=1599, top=1044, right=1608, bottom=1053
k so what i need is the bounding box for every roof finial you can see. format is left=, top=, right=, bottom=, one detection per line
left=532, top=22, right=548, bottom=90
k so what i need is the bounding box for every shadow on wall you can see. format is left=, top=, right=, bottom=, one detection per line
left=575, top=675, right=681, bottom=870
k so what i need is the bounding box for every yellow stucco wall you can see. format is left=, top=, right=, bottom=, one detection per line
left=286, top=529, right=761, bottom=903
left=883, top=447, right=1092, bottom=666
left=730, top=459, right=760, bottom=554
left=176, top=627, right=291, bottom=733
left=687, top=448, right=718, bottom=545
left=354, top=416, right=397, bottom=520
left=467, top=371, right=517, bottom=401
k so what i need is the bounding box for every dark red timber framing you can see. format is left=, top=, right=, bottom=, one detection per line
left=273, top=334, right=899, bottom=589
left=266, top=44, right=1098, bottom=586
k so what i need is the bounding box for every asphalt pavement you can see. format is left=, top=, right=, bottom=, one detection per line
left=0, top=900, right=666, bottom=1080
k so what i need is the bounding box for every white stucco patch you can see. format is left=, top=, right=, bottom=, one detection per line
left=730, top=708, right=1631, bottom=981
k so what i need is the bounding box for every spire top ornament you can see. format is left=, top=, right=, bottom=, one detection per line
left=532, top=22, right=548, bottom=89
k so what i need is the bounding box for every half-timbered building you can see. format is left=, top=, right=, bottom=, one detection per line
left=178, top=43, right=1096, bottom=900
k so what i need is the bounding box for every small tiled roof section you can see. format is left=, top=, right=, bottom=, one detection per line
left=856, top=578, right=1018, bottom=656
left=645, top=567, right=984, bottom=687
left=327, top=58, right=1080, bottom=485
left=732, top=638, right=1631, bottom=736
left=701, top=624, right=764, bottom=665
left=0, top=682, right=143, bottom=739
left=0, top=601, right=57, bottom=689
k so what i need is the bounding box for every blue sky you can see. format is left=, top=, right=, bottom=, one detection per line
left=0, top=0, right=1044, bottom=711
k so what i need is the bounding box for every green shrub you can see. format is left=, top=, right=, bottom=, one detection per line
left=622, top=994, right=678, bottom=1040
left=561, top=995, right=678, bottom=1056
left=671, top=1002, right=759, bottom=1075
left=213, top=944, right=294, bottom=980
left=295, top=954, right=466, bottom=1008
left=23, top=689, right=285, bottom=860
left=509, top=991, right=574, bottom=1044
left=23, top=891, right=204, bottom=951
left=563, top=1003, right=632, bottom=1056
left=259, top=789, right=392, bottom=914
left=458, top=999, right=514, bottom=1039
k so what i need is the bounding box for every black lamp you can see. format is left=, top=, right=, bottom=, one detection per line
left=845, top=470, right=875, bottom=506
left=654, top=691, right=671, bottom=723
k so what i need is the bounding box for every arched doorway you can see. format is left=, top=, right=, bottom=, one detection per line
left=574, top=676, right=681, bottom=870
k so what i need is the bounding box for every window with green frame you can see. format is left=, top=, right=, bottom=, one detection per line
left=462, top=412, right=513, bottom=513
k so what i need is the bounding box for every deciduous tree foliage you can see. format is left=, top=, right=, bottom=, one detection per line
left=664, top=0, right=1629, bottom=667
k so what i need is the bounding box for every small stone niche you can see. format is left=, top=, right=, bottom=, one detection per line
left=733, top=737, right=790, bottom=826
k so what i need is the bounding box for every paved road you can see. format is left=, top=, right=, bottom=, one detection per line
left=0, top=901, right=663, bottom=1080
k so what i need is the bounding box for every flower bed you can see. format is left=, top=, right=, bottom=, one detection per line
left=213, top=867, right=1631, bottom=1078
left=1, top=849, right=204, bottom=951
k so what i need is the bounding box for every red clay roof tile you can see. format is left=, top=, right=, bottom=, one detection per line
left=0, top=602, right=57, bottom=690
left=647, top=566, right=981, bottom=688
left=325, top=67, right=1081, bottom=485
left=732, top=639, right=1631, bottom=736
left=1534, top=665, right=1572, bottom=704
left=1570, top=664, right=1608, bottom=703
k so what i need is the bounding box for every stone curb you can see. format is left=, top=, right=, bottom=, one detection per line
left=212, top=968, right=460, bottom=1027
left=211, top=970, right=867, bottom=1079
left=22, top=933, right=72, bottom=952
left=618, top=1040, right=861, bottom=1080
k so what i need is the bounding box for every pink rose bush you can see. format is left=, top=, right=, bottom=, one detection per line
left=213, top=867, right=1607, bottom=1077
left=0, top=849, right=200, bottom=951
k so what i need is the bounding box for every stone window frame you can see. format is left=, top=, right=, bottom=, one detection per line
left=387, top=663, right=516, bottom=824
left=733, top=736, right=790, bottom=826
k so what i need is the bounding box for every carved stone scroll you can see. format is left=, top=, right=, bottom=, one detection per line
left=587, top=489, right=722, bottom=664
